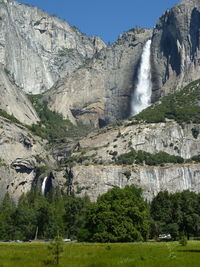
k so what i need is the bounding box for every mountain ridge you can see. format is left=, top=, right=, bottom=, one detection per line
left=0, top=0, right=200, bottom=201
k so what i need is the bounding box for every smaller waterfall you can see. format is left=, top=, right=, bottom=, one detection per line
left=131, top=40, right=152, bottom=116
left=41, top=177, right=47, bottom=195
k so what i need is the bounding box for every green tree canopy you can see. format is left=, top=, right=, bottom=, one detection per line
left=150, top=190, right=200, bottom=239
left=79, top=185, right=150, bottom=242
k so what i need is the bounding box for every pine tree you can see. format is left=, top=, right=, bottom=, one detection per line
left=44, top=236, right=64, bottom=265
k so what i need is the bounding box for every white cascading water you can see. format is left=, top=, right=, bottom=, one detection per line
left=131, top=40, right=152, bottom=116
left=41, top=177, right=47, bottom=195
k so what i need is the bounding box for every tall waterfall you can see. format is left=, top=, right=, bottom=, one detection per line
left=41, top=177, right=47, bottom=195
left=131, top=40, right=152, bottom=116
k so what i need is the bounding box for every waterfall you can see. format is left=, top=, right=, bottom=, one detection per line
left=41, top=177, right=47, bottom=195
left=131, top=40, right=152, bottom=116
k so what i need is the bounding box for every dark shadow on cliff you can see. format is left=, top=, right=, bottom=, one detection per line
left=159, top=11, right=181, bottom=77
left=128, top=57, right=141, bottom=117
left=190, top=8, right=200, bottom=60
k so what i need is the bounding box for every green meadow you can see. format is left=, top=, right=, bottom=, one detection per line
left=0, top=241, right=200, bottom=267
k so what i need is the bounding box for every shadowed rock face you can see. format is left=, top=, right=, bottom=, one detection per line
left=151, top=0, right=200, bottom=101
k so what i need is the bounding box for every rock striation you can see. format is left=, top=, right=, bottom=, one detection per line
left=0, top=64, right=39, bottom=125
left=77, top=121, right=200, bottom=161
left=1, top=0, right=200, bottom=202
left=0, top=116, right=54, bottom=201
left=51, top=120, right=200, bottom=201
left=151, top=0, right=200, bottom=101
left=67, top=164, right=200, bottom=202
left=0, top=0, right=105, bottom=94
left=46, top=28, right=152, bottom=126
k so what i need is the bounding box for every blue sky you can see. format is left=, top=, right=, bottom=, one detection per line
left=18, top=0, right=180, bottom=43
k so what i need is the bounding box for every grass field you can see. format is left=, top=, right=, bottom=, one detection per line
left=0, top=241, right=200, bottom=267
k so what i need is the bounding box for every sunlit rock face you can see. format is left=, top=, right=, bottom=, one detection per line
left=45, top=28, right=152, bottom=126
left=0, top=64, right=39, bottom=125
left=0, top=116, right=53, bottom=201
left=0, top=0, right=105, bottom=94
left=151, top=0, right=200, bottom=101
left=65, top=164, right=200, bottom=202
left=49, top=120, right=200, bottom=202
left=1, top=0, right=200, bottom=203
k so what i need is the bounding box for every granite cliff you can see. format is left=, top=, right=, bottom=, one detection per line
left=0, top=116, right=55, bottom=201
left=0, top=0, right=105, bottom=94
left=46, top=0, right=200, bottom=125
left=0, top=64, right=39, bottom=125
left=54, top=119, right=200, bottom=201
left=1, top=0, right=200, bottom=126
left=45, top=28, right=152, bottom=126
left=0, top=0, right=200, bottom=202
left=151, top=0, right=200, bottom=101
left=67, top=164, right=200, bottom=202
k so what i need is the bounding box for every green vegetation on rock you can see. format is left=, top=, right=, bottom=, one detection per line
left=0, top=109, right=21, bottom=124
left=27, top=94, right=74, bottom=140
left=57, top=47, right=74, bottom=57
left=134, top=79, right=200, bottom=123
left=0, top=158, right=7, bottom=167
left=191, top=155, right=200, bottom=163
left=27, top=94, right=93, bottom=141
left=116, top=149, right=184, bottom=166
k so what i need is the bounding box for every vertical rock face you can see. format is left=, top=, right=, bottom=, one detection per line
left=0, top=116, right=54, bottom=201
left=0, top=64, right=39, bottom=125
left=0, top=0, right=105, bottom=94
left=151, top=0, right=200, bottom=101
left=46, top=28, right=152, bottom=126
left=78, top=122, right=200, bottom=161
left=60, top=164, right=200, bottom=202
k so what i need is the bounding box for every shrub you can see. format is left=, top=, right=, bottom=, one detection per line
left=191, top=127, right=199, bottom=139
left=179, top=234, right=187, bottom=246
left=27, top=94, right=93, bottom=141
left=133, top=79, right=200, bottom=124
left=191, top=155, right=200, bottom=163
left=0, top=109, right=21, bottom=124
left=44, top=236, right=64, bottom=265
left=123, top=170, right=131, bottom=179
left=116, top=149, right=184, bottom=166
